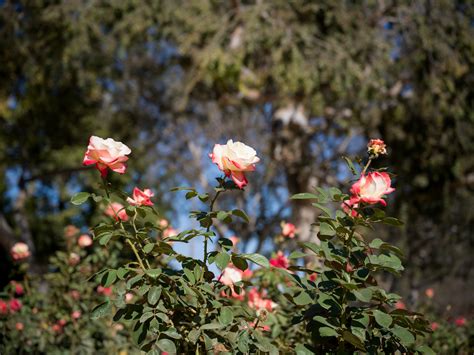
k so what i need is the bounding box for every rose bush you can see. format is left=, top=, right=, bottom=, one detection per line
left=3, top=135, right=462, bottom=354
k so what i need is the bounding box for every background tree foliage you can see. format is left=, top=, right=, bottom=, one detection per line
left=0, top=0, right=472, bottom=312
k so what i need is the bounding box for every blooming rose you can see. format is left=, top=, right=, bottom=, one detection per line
left=125, top=293, right=134, bottom=303
left=425, top=288, right=434, bottom=299
left=242, top=269, right=253, bottom=279
left=341, top=197, right=360, bottom=217
left=52, top=324, right=62, bottom=333
left=210, top=139, right=260, bottom=189
left=430, top=322, right=439, bottom=331
left=97, top=286, right=113, bottom=296
left=281, top=222, right=297, bottom=238
left=15, top=322, right=24, bottom=331
left=163, top=227, right=178, bottom=238
left=9, top=299, right=22, bottom=312
left=219, top=266, right=245, bottom=300
left=248, top=288, right=277, bottom=312
left=71, top=311, right=81, bottom=320
left=395, top=301, right=406, bottom=310
left=367, top=138, right=387, bottom=157
left=309, top=273, right=317, bottom=282
left=10, top=243, right=30, bottom=261
left=83, top=136, right=131, bottom=177
left=0, top=300, right=8, bottom=315
left=64, top=225, right=80, bottom=238
left=127, top=187, right=154, bottom=206
left=70, top=290, right=81, bottom=300
left=11, top=281, right=24, bottom=296
left=455, top=317, right=467, bottom=327
left=78, top=234, right=93, bottom=248
left=220, top=266, right=243, bottom=286
left=350, top=172, right=395, bottom=206
left=269, top=251, right=289, bottom=269
left=105, top=202, right=129, bottom=221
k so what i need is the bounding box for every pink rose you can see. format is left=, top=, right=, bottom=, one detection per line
left=97, top=286, right=113, bottom=296
left=425, top=288, right=434, bottom=299
left=15, top=322, right=24, bottom=331
left=9, top=299, right=22, bottom=312
left=83, top=136, right=131, bottom=177
left=71, top=311, right=81, bottom=320
left=127, top=187, right=154, bottom=206
left=430, top=322, right=439, bottom=331
left=163, top=227, right=178, bottom=238
left=248, top=321, right=271, bottom=331
left=159, top=219, right=169, bottom=228
left=242, top=269, right=253, bottom=280
left=52, top=323, right=62, bottom=333
left=64, top=225, right=80, bottom=238
left=10, top=243, right=30, bottom=261
left=367, top=138, right=387, bottom=157
left=11, top=281, right=24, bottom=296
left=105, top=202, right=129, bottom=221
left=58, top=319, right=67, bottom=327
left=455, top=317, right=467, bottom=327
left=78, top=234, right=93, bottom=248
left=0, top=300, right=8, bottom=315
left=210, top=139, right=260, bottom=189
left=125, top=293, right=134, bottom=303
left=269, top=251, right=289, bottom=269
left=395, top=301, right=406, bottom=310
left=350, top=172, right=395, bottom=206
left=341, top=197, right=360, bottom=217
left=248, top=288, right=277, bottom=312
left=281, top=222, right=297, bottom=238
left=70, top=290, right=81, bottom=300
left=309, top=273, right=317, bottom=282
left=220, top=266, right=243, bottom=286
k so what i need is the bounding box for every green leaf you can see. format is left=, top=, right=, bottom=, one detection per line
left=369, top=238, right=385, bottom=249
left=416, top=345, right=436, bottom=355
left=291, top=193, right=318, bottom=200
left=313, top=316, right=336, bottom=329
left=312, top=203, right=332, bottom=217
left=188, top=329, right=200, bottom=344
left=216, top=211, right=230, bottom=221
left=101, top=270, right=117, bottom=287
left=342, top=330, right=366, bottom=351
left=143, top=243, right=155, bottom=254
left=218, top=306, right=234, bottom=326
left=91, top=300, right=111, bottom=319
left=156, top=339, right=176, bottom=354
left=319, top=327, right=338, bottom=337
left=99, top=233, right=112, bottom=246
left=215, top=251, right=231, bottom=270
left=185, top=190, right=198, bottom=199
left=294, top=291, right=312, bottom=305
left=145, top=268, right=161, bottom=279
left=319, top=222, right=336, bottom=237
left=70, top=192, right=90, bottom=205
left=373, top=310, right=393, bottom=328
left=242, top=253, right=270, bottom=268
left=231, top=255, right=248, bottom=271
left=383, top=217, right=404, bottom=226
left=148, top=286, right=161, bottom=306
left=302, top=242, right=321, bottom=255
left=231, top=209, right=250, bottom=223
left=391, top=326, right=415, bottom=346
left=289, top=251, right=307, bottom=259
left=139, top=311, right=154, bottom=323
left=353, top=288, right=373, bottom=302
left=342, top=156, right=358, bottom=175
left=295, top=344, right=314, bottom=355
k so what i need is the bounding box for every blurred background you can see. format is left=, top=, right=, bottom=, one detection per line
left=0, top=0, right=472, bottom=317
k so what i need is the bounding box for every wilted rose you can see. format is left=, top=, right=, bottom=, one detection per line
left=350, top=172, right=395, bottom=206
left=127, top=187, right=154, bottom=206
left=83, top=136, right=131, bottom=177
left=210, top=139, right=260, bottom=189
left=367, top=138, right=387, bottom=157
